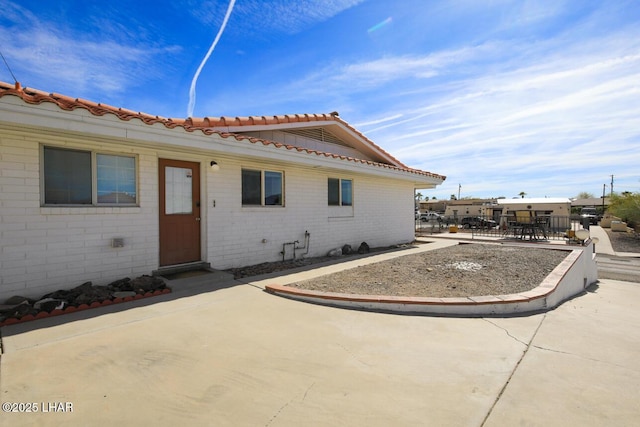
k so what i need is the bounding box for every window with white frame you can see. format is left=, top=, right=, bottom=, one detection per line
left=42, top=146, right=137, bottom=206
left=328, top=178, right=352, bottom=206
left=242, top=169, right=283, bottom=206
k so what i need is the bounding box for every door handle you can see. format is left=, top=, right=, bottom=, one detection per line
left=196, top=217, right=201, bottom=221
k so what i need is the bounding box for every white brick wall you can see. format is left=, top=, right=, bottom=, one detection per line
left=0, top=135, right=159, bottom=301
left=1, top=130, right=418, bottom=301
left=205, top=159, right=415, bottom=269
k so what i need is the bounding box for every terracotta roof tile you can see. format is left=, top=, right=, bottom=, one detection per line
left=0, top=81, right=445, bottom=181
left=199, top=112, right=412, bottom=169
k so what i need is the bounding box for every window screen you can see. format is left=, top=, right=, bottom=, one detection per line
left=328, top=178, right=352, bottom=206
left=242, top=169, right=283, bottom=206
left=97, top=154, right=137, bottom=204
left=242, top=169, right=262, bottom=205
left=43, top=147, right=92, bottom=204
left=43, top=146, right=137, bottom=206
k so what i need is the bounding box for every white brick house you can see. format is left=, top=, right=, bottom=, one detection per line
left=0, top=81, right=445, bottom=300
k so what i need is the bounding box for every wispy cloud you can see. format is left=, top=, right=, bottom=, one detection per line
left=186, top=0, right=364, bottom=35
left=354, top=114, right=403, bottom=128
left=0, top=1, right=180, bottom=95
left=1, top=0, right=638, bottom=197
left=347, top=26, right=639, bottom=196
left=232, top=0, right=364, bottom=35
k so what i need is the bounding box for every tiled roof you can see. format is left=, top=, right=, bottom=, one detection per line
left=0, top=81, right=445, bottom=181
left=187, top=113, right=408, bottom=169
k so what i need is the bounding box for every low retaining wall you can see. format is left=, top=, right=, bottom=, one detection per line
left=265, top=241, right=598, bottom=316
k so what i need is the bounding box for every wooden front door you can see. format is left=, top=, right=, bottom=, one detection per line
left=159, top=159, right=201, bottom=266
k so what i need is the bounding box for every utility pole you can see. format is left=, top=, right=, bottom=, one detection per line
left=458, top=184, right=461, bottom=200
left=610, top=175, right=614, bottom=196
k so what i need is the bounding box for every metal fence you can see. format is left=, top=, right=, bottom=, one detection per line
left=416, top=215, right=587, bottom=241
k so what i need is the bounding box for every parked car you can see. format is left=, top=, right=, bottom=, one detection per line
left=460, top=216, right=497, bottom=229
left=420, top=212, right=443, bottom=222
left=580, top=207, right=600, bottom=225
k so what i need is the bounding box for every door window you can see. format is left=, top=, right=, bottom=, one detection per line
left=165, top=166, right=193, bottom=214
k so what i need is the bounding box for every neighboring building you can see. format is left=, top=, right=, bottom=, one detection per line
left=442, top=199, right=495, bottom=218
left=0, top=81, right=445, bottom=300
left=571, top=197, right=610, bottom=213
left=423, top=197, right=575, bottom=226
left=495, top=198, right=572, bottom=217
left=495, top=198, right=572, bottom=231
left=417, top=199, right=448, bottom=213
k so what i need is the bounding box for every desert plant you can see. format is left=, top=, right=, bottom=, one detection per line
left=607, top=192, right=640, bottom=228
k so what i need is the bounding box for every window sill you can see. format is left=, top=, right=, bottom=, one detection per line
left=40, top=206, right=142, bottom=215
left=328, top=215, right=354, bottom=221
left=241, top=206, right=286, bottom=212
left=328, top=205, right=354, bottom=219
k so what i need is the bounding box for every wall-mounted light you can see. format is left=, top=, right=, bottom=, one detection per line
left=210, top=160, right=220, bottom=171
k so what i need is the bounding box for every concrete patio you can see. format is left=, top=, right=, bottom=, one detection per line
left=1, top=248, right=639, bottom=426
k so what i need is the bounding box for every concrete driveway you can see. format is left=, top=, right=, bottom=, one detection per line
left=1, top=272, right=639, bottom=426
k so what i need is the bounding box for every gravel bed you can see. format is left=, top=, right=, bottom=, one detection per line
left=290, top=243, right=569, bottom=298
left=605, top=229, right=640, bottom=253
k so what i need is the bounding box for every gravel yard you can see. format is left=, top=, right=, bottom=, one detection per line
left=227, top=228, right=638, bottom=299
left=606, top=228, right=640, bottom=253
left=287, top=243, right=569, bottom=298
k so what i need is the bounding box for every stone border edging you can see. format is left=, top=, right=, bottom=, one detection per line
left=0, top=288, right=172, bottom=327
left=265, top=248, right=589, bottom=316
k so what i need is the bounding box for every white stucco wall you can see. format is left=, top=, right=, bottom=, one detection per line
left=0, top=128, right=417, bottom=300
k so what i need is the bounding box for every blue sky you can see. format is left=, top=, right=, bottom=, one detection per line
left=1, top=0, right=639, bottom=200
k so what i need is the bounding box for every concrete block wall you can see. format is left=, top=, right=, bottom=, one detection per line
left=206, top=159, right=416, bottom=269
left=0, top=134, right=159, bottom=301
left=1, top=129, right=418, bottom=299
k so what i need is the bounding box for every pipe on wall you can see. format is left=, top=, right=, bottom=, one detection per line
left=280, top=231, right=310, bottom=261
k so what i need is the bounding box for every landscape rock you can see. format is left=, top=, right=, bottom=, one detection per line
left=129, top=275, right=166, bottom=293
left=6, top=303, right=37, bottom=318
left=342, top=244, right=353, bottom=255
left=327, top=247, right=343, bottom=257
left=107, top=277, right=134, bottom=291
left=74, top=285, right=113, bottom=305
left=72, top=281, right=94, bottom=294
left=225, top=242, right=398, bottom=279
left=112, top=291, right=137, bottom=299
left=33, top=298, right=66, bottom=312
left=358, top=242, right=370, bottom=254
left=0, top=274, right=172, bottom=324
left=44, top=289, right=75, bottom=300
left=4, top=295, right=32, bottom=305
left=0, top=302, right=28, bottom=313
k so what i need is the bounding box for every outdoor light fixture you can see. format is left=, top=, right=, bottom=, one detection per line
left=575, top=229, right=590, bottom=244
left=210, top=160, right=220, bottom=171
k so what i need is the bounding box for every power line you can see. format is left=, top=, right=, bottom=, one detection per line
left=0, top=49, right=18, bottom=83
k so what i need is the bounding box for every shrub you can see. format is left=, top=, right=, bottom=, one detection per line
left=608, top=192, right=640, bottom=228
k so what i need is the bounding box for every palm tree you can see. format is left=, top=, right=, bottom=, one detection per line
left=518, top=191, right=526, bottom=199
